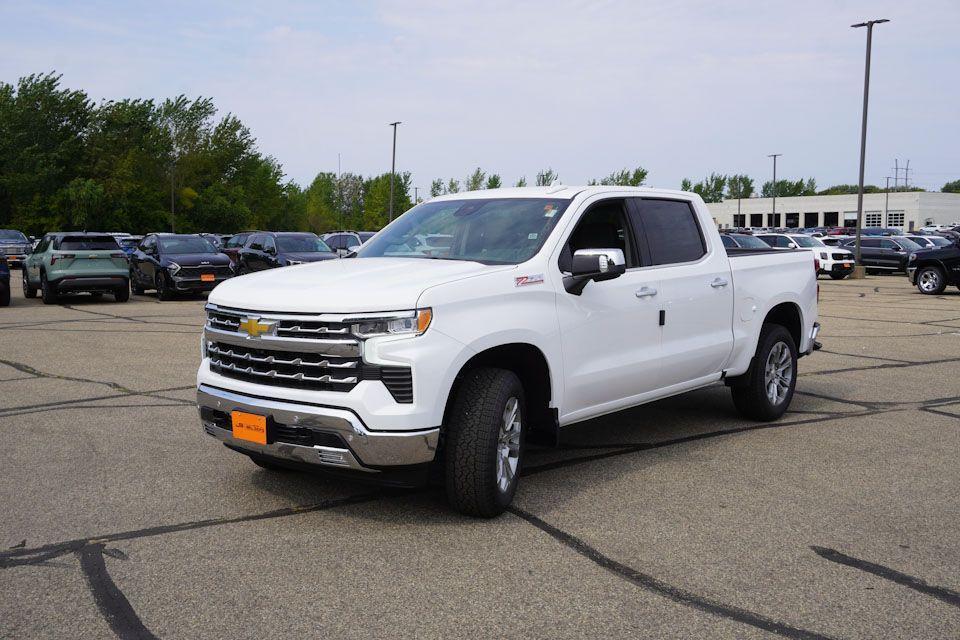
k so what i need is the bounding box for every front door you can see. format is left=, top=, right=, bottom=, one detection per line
left=556, top=197, right=662, bottom=422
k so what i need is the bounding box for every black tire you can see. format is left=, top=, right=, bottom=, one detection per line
left=130, top=271, right=145, bottom=295
left=249, top=455, right=290, bottom=472
left=729, top=324, right=797, bottom=422
left=156, top=272, right=174, bottom=301
left=444, top=367, right=525, bottom=518
left=915, top=266, right=946, bottom=295
left=113, top=282, right=129, bottom=302
left=40, top=272, right=58, bottom=305
left=22, top=270, right=37, bottom=298
left=829, top=273, right=847, bottom=280
left=0, top=284, right=9, bottom=307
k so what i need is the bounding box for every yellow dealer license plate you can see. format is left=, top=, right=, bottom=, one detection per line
left=201, top=274, right=215, bottom=282
left=232, top=411, right=267, bottom=445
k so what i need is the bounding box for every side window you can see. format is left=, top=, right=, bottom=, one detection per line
left=720, top=235, right=736, bottom=248
left=861, top=238, right=880, bottom=248
left=757, top=235, right=775, bottom=247
left=326, top=235, right=345, bottom=250
left=559, top=199, right=635, bottom=272
left=776, top=236, right=793, bottom=248
left=345, top=235, right=361, bottom=249
left=248, top=235, right=263, bottom=251
left=631, top=199, right=706, bottom=265
left=263, top=236, right=276, bottom=253
left=880, top=239, right=897, bottom=250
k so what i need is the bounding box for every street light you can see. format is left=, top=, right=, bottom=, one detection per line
left=851, top=18, right=890, bottom=277
left=768, top=154, right=781, bottom=227
left=388, top=121, right=401, bottom=222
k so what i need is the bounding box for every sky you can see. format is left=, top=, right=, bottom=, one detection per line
left=1, top=0, right=958, bottom=194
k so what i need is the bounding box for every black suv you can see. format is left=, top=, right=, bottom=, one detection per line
left=841, top=236, right=923, bottom=274
left=0, top=255, right=9, bottom=306
left=236, top=232, right=336, bottom=274
left=907, top=237, right=960, bottom=294
left=129, top=233, right=233, bottom=300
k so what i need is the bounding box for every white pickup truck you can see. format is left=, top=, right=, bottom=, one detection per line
left=197, top=186, right=820, bottom=516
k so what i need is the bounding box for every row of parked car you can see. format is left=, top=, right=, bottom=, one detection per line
left=720, top=228, right=960, bottom=294
left=0, top=228, right=377, bottom=305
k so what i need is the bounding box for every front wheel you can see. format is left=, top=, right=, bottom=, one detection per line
left=22, top=270, right=37, bottom=298
left=156, top=272, right=174, bottom=301
left=729, top=324, right=797, bottom=422
left=130, top=271, right=145, bottom=295
left=444, top=367, right=525, bottom=518
left=916, top=266, right=946, bottom=295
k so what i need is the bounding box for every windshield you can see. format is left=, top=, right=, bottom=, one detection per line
left=159, top=236, right=216, bottom=254
left=896, top=238, right=923, bottom=251
left=0, top=230, right=28, bottom=242
left=276, top=235, right=331, bottom=253
left=733, top=234, right=770, bottom=249
left=358, top=198, right=570, bottom=264
left=790, top=236, right=823, bottom=248
left=930, top=237, right=952, bottom=247
left=59, top=236, right=119, bottom=251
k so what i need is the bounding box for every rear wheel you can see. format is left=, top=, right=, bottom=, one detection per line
left=916, top=266, right=946, bottom=295
left=729, top=324, right=797, bottom=421
left=444, top=367, right=525, bottom=517
left=22, top=270, right=37, bottom=298
left=113, top=282, right=129, bottom=302
left=40, top=272, right=58, bottom=305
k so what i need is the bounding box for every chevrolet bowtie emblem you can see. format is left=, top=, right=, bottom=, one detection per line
left=238, top=316, right=276, bottom=338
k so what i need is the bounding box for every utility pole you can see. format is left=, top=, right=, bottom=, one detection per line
left=884, top=176, right=891, bottom=224
left=414, top=186, right=419, bottom=204
left=337, top=153, right=342, bottom=235
left=893, top=159, right=899, bottom=191
left=903, top=159, right=910, bottom=189
left=388, top=121, right=401, bottom=223
left=851, top=18, right=890, bottom=278
left=768, top=154, right=781, bottom=227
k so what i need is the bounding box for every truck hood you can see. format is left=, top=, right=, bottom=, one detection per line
left=209, top=257, right=513, bottom=313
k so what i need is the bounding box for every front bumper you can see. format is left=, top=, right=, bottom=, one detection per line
left=907, top=267, right=917, bottom=284
left=1, top=254, right=26, bottom=267
left=172, top=275, right=230, bottom=292
left=197, top=384, right=439, bottom=473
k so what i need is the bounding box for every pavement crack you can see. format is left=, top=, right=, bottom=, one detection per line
left=811, top=546, right=960, bottom=609
left=510, top=507, right=838, bottom=639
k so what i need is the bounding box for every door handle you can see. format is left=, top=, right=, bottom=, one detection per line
left=710, top=278, right=729, bottom=288
left=635, top=286, right=657, bottom=298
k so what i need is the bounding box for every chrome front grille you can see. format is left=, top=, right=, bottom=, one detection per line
left=205, top=305, right=412, bottom=402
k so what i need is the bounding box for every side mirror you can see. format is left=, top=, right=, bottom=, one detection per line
left=564, top=248, right=626, bottom=295
left=787, top=242, right=797, bottom=249
left=266, top=246, right=276, bottom=255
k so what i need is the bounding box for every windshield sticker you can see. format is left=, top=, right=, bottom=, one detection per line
left=544, top=205, right=558, bottom=218
left=515, top=274, right=544, bottom=287
left=528, top=233, right=538, bottom=240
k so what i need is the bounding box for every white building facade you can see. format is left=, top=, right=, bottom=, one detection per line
left=706, top=191, right=960, bottom=231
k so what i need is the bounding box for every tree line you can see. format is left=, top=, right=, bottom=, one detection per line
left=2, top=72, right=954, bottom=236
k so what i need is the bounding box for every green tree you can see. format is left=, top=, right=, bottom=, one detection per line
left=430, top=178, right=445, bottom=197
left=589, top=166, right=648, bottom=186
left=680, top=178, right=693, bottom=192
left=535, top=168, right=558, bottom=186
left=485, top=174, right=502, bottom=189
left=761, top=178, right=817, bottom=198
left=941, top=179, right=960, bottom=193
left=514, top=176, right=527, bottom=187
left=465, top=167, right=486, bottom=191
left=726, top=174, right=754, bottom=200
left=689, top=173, right=727, bottom=203
left=446, top=178, right=461, bottom=194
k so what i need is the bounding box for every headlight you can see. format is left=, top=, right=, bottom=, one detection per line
left=908, top=253, right=917, bottom=263
left=351, top=309, right=432, bottom=338
left=167, top=262, right=181, bottom=275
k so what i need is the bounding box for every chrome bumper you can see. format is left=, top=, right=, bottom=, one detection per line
left=197, top=384, right=439, bottom=473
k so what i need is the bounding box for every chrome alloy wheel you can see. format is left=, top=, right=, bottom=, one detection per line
left=496, top=397, right=522, bottom=493
left=918, top=269, right=940, bottom=293
left=764, top=341, right=793, bottom=406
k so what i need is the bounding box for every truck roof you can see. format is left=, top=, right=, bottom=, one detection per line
left=428, top=185, right=695, bottom=202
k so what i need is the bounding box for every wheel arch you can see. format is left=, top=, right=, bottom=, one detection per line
left=762, top=301, right=802, bottom=350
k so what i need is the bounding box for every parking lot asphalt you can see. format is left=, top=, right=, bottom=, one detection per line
left=1, top=275, right=959, bottom=639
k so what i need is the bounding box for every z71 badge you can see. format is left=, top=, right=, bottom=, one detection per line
left=515, top=274, right=544, bottom=287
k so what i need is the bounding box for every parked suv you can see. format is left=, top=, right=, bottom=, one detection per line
left=907, top=236, right=960, bottom=294
left=221, top=232, right=258, bottom=266
left=0, top=256, right=9, bottom=306
left=757, top=233, right=854, bottom=280
left=236, top=232, right=336, bottom=273
left=841, top=236, right=922, bottom=274
left=23, top=233, right=129, bottom=304
left=0, top=229, right=33, bottom=269
left=129, top=233, right=233, bottom=300
left=321, top=231, right=377, bottom=257
left=719, top=233, right=770, bottom=250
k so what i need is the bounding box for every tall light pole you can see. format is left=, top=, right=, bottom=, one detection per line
left=851, top=18, right=889, bottom=277
left=768, top=154, right=781, bottom=228
left=388, top=121, right=401, bottom=223
left=884, top=176, right=891, bottom=225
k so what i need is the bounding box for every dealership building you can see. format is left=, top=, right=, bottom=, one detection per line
left=706, top=191, right=960, bottom=231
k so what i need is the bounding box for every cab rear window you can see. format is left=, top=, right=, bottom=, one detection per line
left=58, top=236, right=120, bottom=251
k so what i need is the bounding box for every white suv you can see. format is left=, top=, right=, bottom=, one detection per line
left=757, top=233, right=855, bottom=280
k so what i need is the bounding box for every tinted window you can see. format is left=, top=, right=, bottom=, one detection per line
left=225, top=234, right=247, bottom=248
left=325, top=234, right=346, bottom=250
left=879, top=239, right=897, bottom=249
left=757, top=235, right=777, bottom=247
left=562, top=199, right=635, bottom=271
left=733, top=234, right=771, bottom=249
left=861, top=239, right=880, bottom=248
left=276, top=235, right=330, bottom=253
left=248, top=235, right=264, bottom=251
left=630, top=199, right=705, bottom=265
left=344, top=235, right=361, bottom=249
left=358, top=232, right=376, bottom=243
left=159, top=236, right=215, bottom=254
left=720, top=235, right=737, bottom=248
left=59, top=236, right=119, bottom=250
left=894, top=238, right=922, bottom=251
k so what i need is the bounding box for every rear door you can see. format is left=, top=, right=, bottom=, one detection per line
left=629, top=198, right=734, bottom=387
